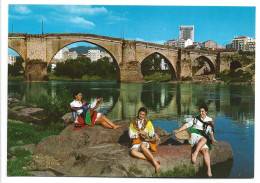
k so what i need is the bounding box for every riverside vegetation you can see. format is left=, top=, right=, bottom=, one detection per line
left=8, top=50, right=255, bottom=84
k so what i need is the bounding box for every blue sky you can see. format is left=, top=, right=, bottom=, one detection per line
left=8, top=5, right=255, bottom=55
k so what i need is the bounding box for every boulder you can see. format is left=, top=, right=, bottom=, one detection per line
left=8, top=106, right=46, bottom=124
left=33, top=120, right=233, bottom=177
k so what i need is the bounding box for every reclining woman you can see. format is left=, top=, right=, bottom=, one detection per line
left=128, top=107, right=161, bottom=173
left=70, top=91, right=121, bottom=131
left=173, top=105, right=216, bottom=177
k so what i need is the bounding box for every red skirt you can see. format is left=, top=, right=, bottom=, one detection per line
left=73, top=109, right=98, bottom=131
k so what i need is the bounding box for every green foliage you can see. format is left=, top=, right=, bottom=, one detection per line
left=36, top=88, right=72, bottom=121
left=141, top=53, right=168, bottom=76
left=8, top=56, right=24, bottom=76
left=43, top=75, right=50, bottom=81
left=8, top=120, right=65, bottom=149
left=216, top=70, right=253, bottom=83
left=47, top=64, right=52, bottom=73
left=238, top=50, right=255, bottom=56
left=181, top=76, right=193, bottom=81
left=54, top=57, right=118, bottom=80
left=144, top=72, right=171, bottom=82
left=7, top=120, right=65, bottom=176
left=7, top=148, right=33, bottom=176
left=152, top=164, right=196, bottom=177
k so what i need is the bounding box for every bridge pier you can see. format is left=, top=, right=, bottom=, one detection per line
left=120, top=40, right=145, bottom=83
left=24, top=60, right=47, bottom=81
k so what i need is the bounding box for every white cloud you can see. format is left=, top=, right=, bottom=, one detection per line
left=135, top=38, right=145, bottom=41
left=9, top=14, right=24, bottom=20
left=151, top=40, right=166, bottom=45
left=64, top=5, right=108, bottom=15
left=69, top=17, right=95, bottom=27
left=14, top=5, right=31, bottom=14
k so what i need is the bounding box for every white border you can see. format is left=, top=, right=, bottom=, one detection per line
left=1, top=0, right=259, bottom=183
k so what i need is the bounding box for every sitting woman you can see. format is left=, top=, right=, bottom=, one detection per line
left=70, top=91, right=121, bottom=131
left=173, top=105, right=216, bottom=177
left=128, top=107, right=161, bottom=173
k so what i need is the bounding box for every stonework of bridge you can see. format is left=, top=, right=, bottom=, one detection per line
left=8, top=33, right=236, bottom=82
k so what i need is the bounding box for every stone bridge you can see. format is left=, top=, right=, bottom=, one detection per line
left=8, top=33, right=236, bottom=82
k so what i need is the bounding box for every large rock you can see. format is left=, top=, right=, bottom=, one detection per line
left=33, top=120, right=233, bottom=177
left=8, top=106, right=47, bottom=124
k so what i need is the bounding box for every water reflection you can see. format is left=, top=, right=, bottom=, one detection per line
left=8, top=82, right=255, bottom=126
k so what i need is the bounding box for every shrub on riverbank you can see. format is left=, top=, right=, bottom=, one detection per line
left=216, top=70, right=253, bottom=83
left=144, top=72, right=171, bottom=82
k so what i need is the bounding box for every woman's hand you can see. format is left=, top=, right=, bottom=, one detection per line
left=212, top=139, right=218, bottom=142
left=139, top=130, right=147, bottom=137
left=173, top=129, right=179, bottom=135
left=96, top=98, right=103, bottom=102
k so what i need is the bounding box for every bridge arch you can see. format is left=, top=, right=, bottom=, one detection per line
left=46, top=38, right=122, bottom=67
left=50, top=41, right=121, bottom=80
left=230, top=61, right=242, bottom=71
left=8, top=46, right=26, bottom=62
left=191, top=55, right=216, bottom=76
left=140, top=52, right=177, bottom=80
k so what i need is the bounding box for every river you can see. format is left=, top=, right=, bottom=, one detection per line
left=8, top=81, right=255, bottom=178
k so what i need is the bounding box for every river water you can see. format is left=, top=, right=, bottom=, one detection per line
left=8, top=81, right=254, bottom=178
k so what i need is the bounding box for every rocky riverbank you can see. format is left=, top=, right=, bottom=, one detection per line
left=28, top=119, right=233, bottom=177
left=7, top=102, right=234, bottom=177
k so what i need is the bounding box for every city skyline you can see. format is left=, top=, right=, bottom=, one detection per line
left=8, top=5, right=255, bottom=55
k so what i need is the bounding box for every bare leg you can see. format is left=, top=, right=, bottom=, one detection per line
left=95, top=115, right=121, bottom=129
left=202, top=148, right=212, bottom=177
left=131, top=148, right=161, bottom=164
left=95, top=119, right=112, bottom=128
left=140, top=143, right=161, bottom=173
left=192, top=137, right=207, bottom=164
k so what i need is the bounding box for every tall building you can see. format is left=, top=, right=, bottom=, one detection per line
left=231, top=36, right=255, bottom=51
left=8, top=54, right=16, bottom=65
left=179, top=25, right=194, bottom=42
left=88, top=49, right=101, bottom=61
left=53, top=47, right=69, bottom=62
left=68, top=50, right=78, bottom=59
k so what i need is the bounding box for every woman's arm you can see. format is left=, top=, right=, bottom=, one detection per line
left=210, top=133, right=217, bottom=142
left=173, top=124, right=187, bottom=135
left=70, top=106, right=80, bottom=112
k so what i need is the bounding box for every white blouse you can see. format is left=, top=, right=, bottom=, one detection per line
left=185, top=115, right=213, bottom=135
left=70, top=99, right=97, bottom=115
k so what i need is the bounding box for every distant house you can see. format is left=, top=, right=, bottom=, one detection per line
left=50, top=61, right=56, bottom=70
left=201, top=40, right=218, bottom=49
left=164, top=38, right=193, bottom=48
left=186, top=44, right=201, bottom=50
left=68, top=50, right=78, bottom=60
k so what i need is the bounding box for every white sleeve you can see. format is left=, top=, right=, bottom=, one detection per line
left=129, top=126, right=138, bottom=139
left=185, top=118, right=195, bottom=128
left=90, top=99, right=97, bottom=108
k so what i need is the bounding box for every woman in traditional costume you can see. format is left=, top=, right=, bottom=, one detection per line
left=128, top=107, right=161, bottom=173
left=70, top=91, right=121, bottom=131
left=173, top=105, right=216, bottom=177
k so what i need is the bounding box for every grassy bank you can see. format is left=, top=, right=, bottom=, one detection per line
left=152, top=164, right=196, bottom=177
left=144, top=72, right=172, bottom=82
left=7, top=120, right=66, bottom=176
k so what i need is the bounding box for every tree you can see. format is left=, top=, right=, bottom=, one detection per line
left=8, top=56, right=24, bottom=76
